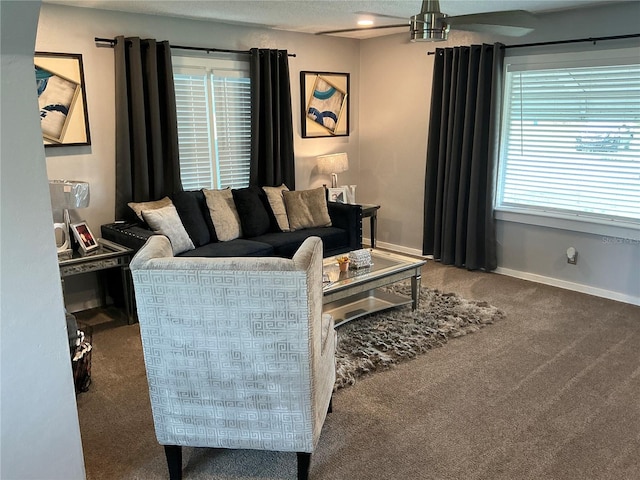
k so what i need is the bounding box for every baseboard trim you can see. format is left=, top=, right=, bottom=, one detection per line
left=67, top=298, right=103, bottom=314
left=494, top=267, right=640, bottom=306
left=367, top=239, right=425, bottom=258
left=362, top=239, right=637, bottom=306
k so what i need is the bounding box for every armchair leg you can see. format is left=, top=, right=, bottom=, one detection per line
left=297, top=452, right=311, bottom=480
left=164, top=445, right=182, bottom=480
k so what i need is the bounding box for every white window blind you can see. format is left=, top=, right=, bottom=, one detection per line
left=497, top=52, right=640, bottom=224
left=173, top=56, right=251, bottom=191
left=212, top=76, right=251, bottom=189
left=174, top=74, right=214, bottom=189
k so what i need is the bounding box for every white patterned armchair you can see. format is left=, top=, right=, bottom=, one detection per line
left=130, top=235, right=335, bottom=480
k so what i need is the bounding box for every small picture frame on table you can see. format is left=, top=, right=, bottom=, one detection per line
left=328, top=187, right=348, bottom=204
left=71, top=221, right=99, bottom=253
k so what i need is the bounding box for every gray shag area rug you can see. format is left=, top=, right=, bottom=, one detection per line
left=334, top=283, right=505, bottom=390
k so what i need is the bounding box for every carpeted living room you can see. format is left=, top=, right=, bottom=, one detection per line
left=75, top=262, right=640, bottom=480
left=2, top=1, right=639, bottom=480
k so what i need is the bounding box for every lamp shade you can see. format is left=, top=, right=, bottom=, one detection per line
left=317, top=152, right=349, bottom=175
left=49, top=180, right=90, bottom=209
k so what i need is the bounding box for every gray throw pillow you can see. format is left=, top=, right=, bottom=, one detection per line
left=282, top=187, right=332, bottom=231
left=142, top=204, right=195, bottom=256
left=263, top=184, right=291, bottom=232
left=203, top=188, right=243, bottom=241
left=128, top=196, right=172, bottom=221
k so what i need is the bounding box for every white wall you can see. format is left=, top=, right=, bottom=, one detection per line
left=0, top=1, right=85, bottom=479
left=359, top=1, right=640, bottom=304
left=496, top=219, right=640, bottom=304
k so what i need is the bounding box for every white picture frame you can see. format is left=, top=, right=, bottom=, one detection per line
left=328, top=187, right=348, bottom=204
left=70, top=221, right=99, bottom=253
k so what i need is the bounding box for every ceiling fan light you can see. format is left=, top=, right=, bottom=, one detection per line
left=410, top=12, right=449, bottom=41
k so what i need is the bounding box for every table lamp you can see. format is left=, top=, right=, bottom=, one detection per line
left=317, top=152, right=349, bottom=188
left=49, top=180, right=90, bottom=256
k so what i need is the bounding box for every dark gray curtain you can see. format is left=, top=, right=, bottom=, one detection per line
left=114, top=36, right=181, bottom=220
left=249, top=48, right=295, bottom=189
left=422, top=43, right=504, bottom=271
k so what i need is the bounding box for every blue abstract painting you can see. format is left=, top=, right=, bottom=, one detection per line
left=306, top=76, right=347, bottom=135
left=35, top=65, right=80, bottom=143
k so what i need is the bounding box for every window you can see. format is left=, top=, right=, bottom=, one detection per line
left=496, top=48, right=640, bottom=226
left=173, top=55, right=251, bottom=190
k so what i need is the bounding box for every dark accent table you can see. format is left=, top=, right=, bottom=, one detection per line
left=359, top=204, right=380, bottom=248
left=58, top=238, right=135, bottom=324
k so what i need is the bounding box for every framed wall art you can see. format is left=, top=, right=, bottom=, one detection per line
left=35, top=52, right=91, bottom=147
left=300, top=71, right=349, bottom=138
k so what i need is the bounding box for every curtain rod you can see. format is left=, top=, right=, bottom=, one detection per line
left=94, top=37, right=296, bottom=57
left=426, top=33, right=640, bottom=55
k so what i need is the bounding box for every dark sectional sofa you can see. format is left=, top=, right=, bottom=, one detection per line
left=101, top=188, right=362, bottom=259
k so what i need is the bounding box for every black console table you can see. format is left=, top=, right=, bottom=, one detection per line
left=359, top=204, right=380, bottom=248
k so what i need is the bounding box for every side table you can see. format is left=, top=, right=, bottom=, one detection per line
left=58, top=238, right=135, bottom=324
left=359, top=203, right=380, bottom=248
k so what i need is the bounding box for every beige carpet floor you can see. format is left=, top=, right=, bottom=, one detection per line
left=75, top=262, right=640, bottom=480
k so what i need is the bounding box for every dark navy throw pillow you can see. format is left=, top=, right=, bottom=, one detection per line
left=171, top=190, right=216, bottom=247
left=232, top=186, right=272, bottom=238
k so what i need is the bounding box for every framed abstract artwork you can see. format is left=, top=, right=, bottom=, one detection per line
left=300, top=71, right=349, bottom=138
left=34, top=52, right=91, bottom=147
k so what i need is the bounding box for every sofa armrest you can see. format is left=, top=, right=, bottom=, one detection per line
left=101, top=222, right=155, bottom=252
left=327, top=202, right=362, bottom=251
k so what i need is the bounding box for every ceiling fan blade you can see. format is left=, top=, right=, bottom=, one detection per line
left=316, top=23, right=408, bottom=36
left=316, top=2, right=536, bottom=40
left=353, top=10, right=408, bottom=21
left=447, top=10, right=538, bottom=37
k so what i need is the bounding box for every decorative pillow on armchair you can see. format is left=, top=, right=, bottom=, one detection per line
left=203, top=188, right=243, bottom=241
left=282, top=187, right=332, bottom=231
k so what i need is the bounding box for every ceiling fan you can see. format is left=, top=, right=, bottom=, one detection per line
left=317, top=0, right=538, bottom=41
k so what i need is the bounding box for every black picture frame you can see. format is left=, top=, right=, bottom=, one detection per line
left=35, top=52, right=91, bottom=147
left=300, top=71, right=350, bottom=138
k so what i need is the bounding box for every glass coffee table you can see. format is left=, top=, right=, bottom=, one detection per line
left=323, top=250, right=427, bottom=326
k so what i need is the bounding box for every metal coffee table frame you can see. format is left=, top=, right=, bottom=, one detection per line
left=323, top=250, right=426, bottom=327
